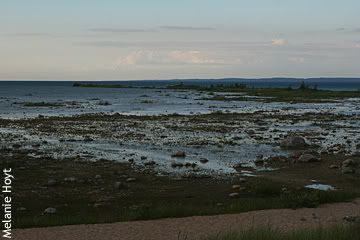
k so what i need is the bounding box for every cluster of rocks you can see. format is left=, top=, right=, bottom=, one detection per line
left=341, top=159, right=359, bottom=174
left=229, top=179, right=247, bottom=198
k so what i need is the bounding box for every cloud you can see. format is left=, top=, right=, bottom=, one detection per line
left=289, top=57, right=305, bottom=63
left=114, top=50, right=224, bottom=66
left=88, top=28, right=155, bottom=33
left=335, top=27, right=360, bottom=33
left=336, top=27, right=346, bottom=31
left=271, top=39, right=288, bottom=46
left=2, top=32, right=53, bottom=37
left=160, top=26, right=216, bottom=31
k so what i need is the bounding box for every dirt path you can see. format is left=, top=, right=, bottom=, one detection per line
left=14, top=199, right=360, bottom=240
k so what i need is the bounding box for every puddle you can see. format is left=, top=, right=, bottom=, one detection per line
left=305, top=184, right=335, bottom=191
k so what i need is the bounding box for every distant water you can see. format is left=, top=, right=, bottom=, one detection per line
left=0, top=78, right=360, bottom=90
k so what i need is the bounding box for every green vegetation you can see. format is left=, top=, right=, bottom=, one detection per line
left=73, top=82, right=129, bottom=88
left=168, top=81, right=360, bottom=103
left=204, top=225, right=360, bottom=240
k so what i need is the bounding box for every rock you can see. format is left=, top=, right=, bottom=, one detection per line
left=254, top=159, right=265, bottom=166
left=199, top=158, right=209, bottom=164
left=229, top=193, right=240, bottom=198
left=329, top=165, right=339, bottom=169
left=341, top=159, right=358, bottom=174
left=171, top=151, right=186, bottom=158
left=144, top=161, right=156, bottom=166
left=342, top=159, right=356, bottom=168
left=343, top=216, right=360, bottom=223
left=232, top=185, right=241, bottom=190
left=84, top=136, right=94, bottom=142
left=126, top=178, right=137, bottom=183
left=95, top=175, right=102, bottom=179
left=44, top=207, right=57, bottom=214
left=114, top=181, right=127, bottom=190
left=297, top=154, right=320, bottom=163
left=93, top=203, right=105, bottom=208
left=239, top=178, right=247, bottom=183
left=184, top=162, right=192, bottom=168
left=141, top=156, right=147, bottom=160
left=280, top=136, right=308, bottom=149
left=46, top=179, right=58, bottom=187
left=342, top=167, right=355, bottom=174
left=171, top=162, right=184, bottom=168
left=64, top=177, right=77, bottom=183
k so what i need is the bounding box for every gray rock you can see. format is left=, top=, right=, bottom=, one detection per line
left=342, top=167, right=355, bottom=174
left=114, top=181, right=127, bottom=189
left=343, top=215, right=360, bottom=223
left=126, top=177, right=137, bottom=183
left=342, top=159, right=356, bottom=168
left=298, top=154, right=320, bottom=163
left=280, top=136, right=308, bottom=149
left=64, top=177, right=77, bottom=183
left=44, top=207, right=57, bottom=214
left=199, top=158, right=209, bottom=164
left=46, top=179, right=58, bottom=187
left=229, top=193, right=240, bottom=198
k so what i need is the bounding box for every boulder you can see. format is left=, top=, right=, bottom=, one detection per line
left=342, top=159, right=356, bottom=168
left=280, top=136, right=308, bottom=149
left=126, top=178, right=137, bottom=183
left=342, top=167, right=355, bottom=174
left=297, top=154, right=320, bottom=163
left=229, top=193, right=240, bottom=198
left=114, top=181, right=127, bottom=190
left=172, top=151, right=186, bottom=158
left=199, top=158, right=209, bottom=164
left=44, top=207, right=57, bottom=214
left=46, top=179, right=58, bottom=187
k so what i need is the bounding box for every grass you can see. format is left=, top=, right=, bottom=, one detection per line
left=204, top=225, right=360, bottom=240
left=14, top=189, right=357, bottom=229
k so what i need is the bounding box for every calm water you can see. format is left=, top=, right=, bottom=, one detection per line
left=0, top=79, right=359, bottom=118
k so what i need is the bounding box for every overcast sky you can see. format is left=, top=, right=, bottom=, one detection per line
left=1, top=0, right=360, bottom=80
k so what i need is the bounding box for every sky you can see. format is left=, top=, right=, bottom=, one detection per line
left=1, top=0, right=360, bottom=80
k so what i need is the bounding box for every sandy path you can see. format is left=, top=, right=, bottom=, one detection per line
left=14, top=199, right=360, bottom=240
